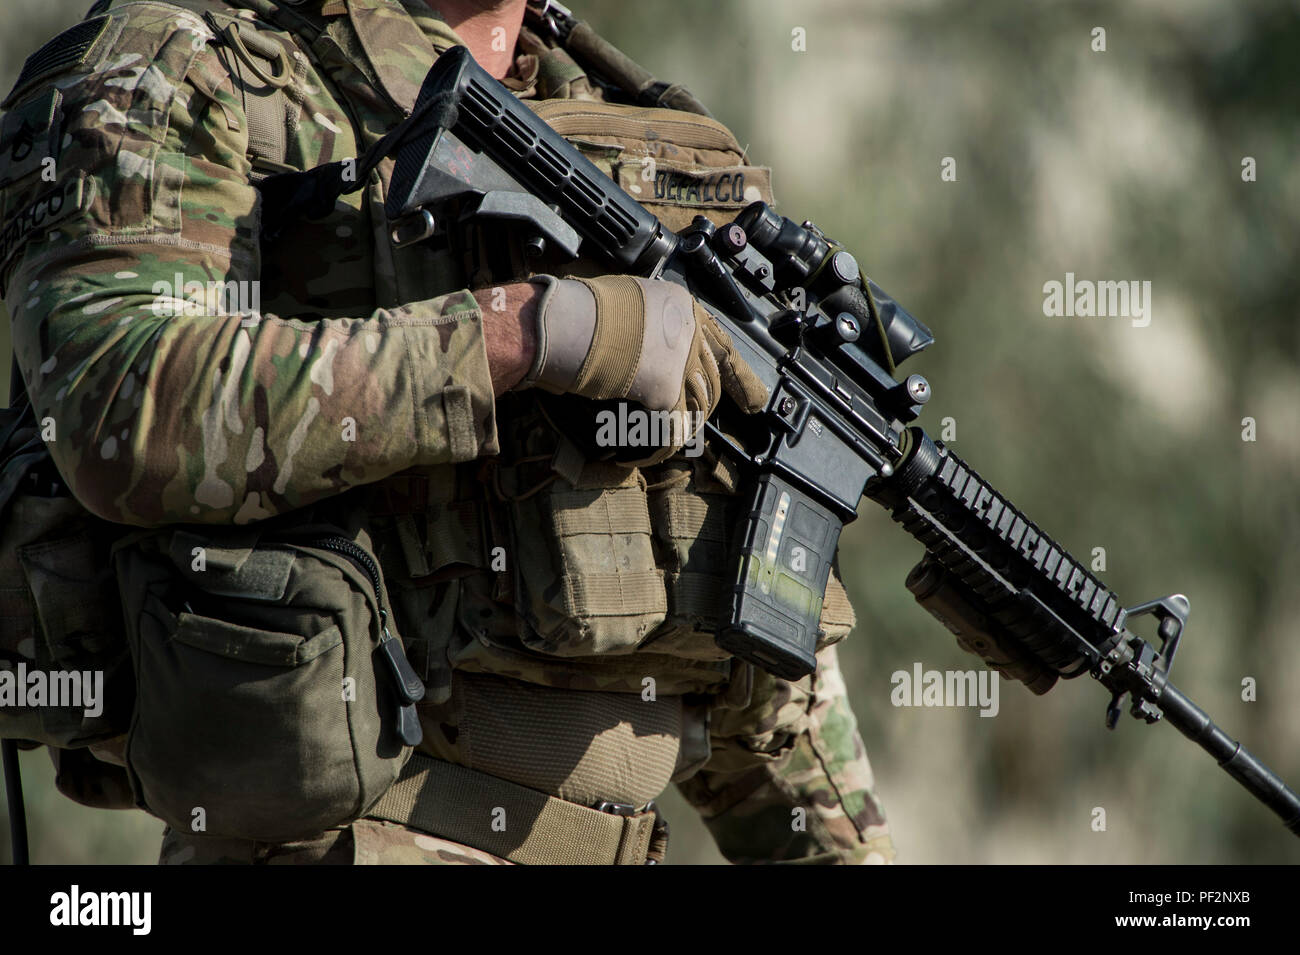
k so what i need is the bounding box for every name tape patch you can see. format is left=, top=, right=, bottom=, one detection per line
left=622, top=163, right=771, bottom=208
left=0, top=172, right=91, bottom=282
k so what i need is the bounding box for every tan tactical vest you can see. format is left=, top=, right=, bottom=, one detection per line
left=248, top=0, right=860, bottom=793
left=382, top=72, right=861, bottom=709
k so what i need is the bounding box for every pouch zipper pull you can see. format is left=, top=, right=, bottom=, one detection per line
left=316, top=535, right=425, bottom=747
left=380, top=611, right=424, bottom=748
left=393, top=700, right=422, bottom=749
left=379, top=609, right=426, bottom=705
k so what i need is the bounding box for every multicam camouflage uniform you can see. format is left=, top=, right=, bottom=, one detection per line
left=0, top=0, right=895, bottom=864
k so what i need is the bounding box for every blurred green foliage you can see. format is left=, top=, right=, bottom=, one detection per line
left=2, top=0, right=1297, bottom=864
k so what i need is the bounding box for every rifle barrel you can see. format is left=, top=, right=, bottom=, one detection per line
left=1157, top=681, right=1300, bottom=834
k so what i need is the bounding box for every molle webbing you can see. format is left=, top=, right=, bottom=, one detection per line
left=820, top=568, right=857, bottom=635
left=367, top=473, right=489, bottom=578
left=437, top=672, right=684, bottom=807
left=152, top=0, right=317, bottom=171
left=653, top=489, right=730, bottom=619
left=425, top=501, right=486, bottom=571
left=549, top=482, right=666, bottom=618
left=367, top=754, right=665, bottom=864
left=225, top=23, right=298, bottom=170
left=561, top=568, right=664, bottom=619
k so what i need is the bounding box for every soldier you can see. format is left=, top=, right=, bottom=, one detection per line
left=0, top=0, right=896, bottom=864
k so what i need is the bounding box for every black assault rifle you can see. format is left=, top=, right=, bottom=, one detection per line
left=365, top=47, right=1299, bottom=837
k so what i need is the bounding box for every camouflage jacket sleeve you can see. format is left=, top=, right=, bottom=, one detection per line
left=1, top=10, right=497, bottom=526
left=676, top=645, right=897, bottom=864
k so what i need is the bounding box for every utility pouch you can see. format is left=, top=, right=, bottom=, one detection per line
left=499, top=419, right=667, bottom=656
left=639, top=459, right=738, bottom=660
left=0, top=400, right=132, bottom=748
left=113, top=505, right=424, bottom=842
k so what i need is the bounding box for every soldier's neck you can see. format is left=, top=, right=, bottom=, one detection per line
left=426, top=0, right=529, bottom=79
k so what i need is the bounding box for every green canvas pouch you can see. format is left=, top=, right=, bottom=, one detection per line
left=113, top=505, right=424, bottom=842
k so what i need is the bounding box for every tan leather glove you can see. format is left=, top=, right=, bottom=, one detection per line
left=522, top=274, right=767, bottom=457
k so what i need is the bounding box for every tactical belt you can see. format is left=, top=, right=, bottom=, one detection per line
left=367, top=753, right=669, bottom=865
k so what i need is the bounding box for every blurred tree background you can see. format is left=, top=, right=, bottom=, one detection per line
left=2, top=0, right=1297, bottom=864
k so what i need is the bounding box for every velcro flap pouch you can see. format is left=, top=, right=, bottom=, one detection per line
left=505, top=450, right=667, bottom=658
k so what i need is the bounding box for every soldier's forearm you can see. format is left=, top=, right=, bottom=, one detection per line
left=475, top=282, right=539, bottom=396
left=13, top=255, right=499, bottom=526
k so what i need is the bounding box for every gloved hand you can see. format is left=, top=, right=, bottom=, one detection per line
left=522, top=274, right=768, bottom=427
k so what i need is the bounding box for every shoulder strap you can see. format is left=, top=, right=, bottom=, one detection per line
left=205, top=8, right=299, bottom=172
left=66, top=0, right=315, bottom=173
left=525, top=0, right=713, bottom=116
left=147, top=0, right=329, bottom=173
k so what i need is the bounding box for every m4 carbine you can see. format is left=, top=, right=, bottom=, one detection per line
left=367, top=46, right=1300, bottom=837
